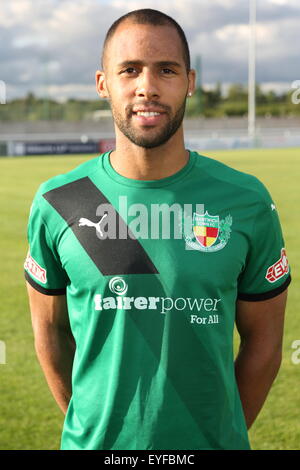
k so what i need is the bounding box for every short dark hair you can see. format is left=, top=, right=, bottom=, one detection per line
left=101, top=8, right=191, bottom=72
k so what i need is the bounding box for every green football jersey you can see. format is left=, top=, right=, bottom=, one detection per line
left=24, top=151, right=291, bottom=450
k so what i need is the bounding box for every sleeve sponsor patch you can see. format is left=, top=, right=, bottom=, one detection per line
left=24, top=253, right=47, bottom=284
left=265, top=248, right=289, bottom=283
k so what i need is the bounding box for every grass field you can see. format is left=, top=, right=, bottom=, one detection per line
left=0, top=147, right=299, bottom=450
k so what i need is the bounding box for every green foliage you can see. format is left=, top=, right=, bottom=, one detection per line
left=227, top=84, right=248, bottom=102
left=185, top=83, right=300, bottom=118
left=1, top=84, right=299, bottom=121
left=0, top=92, right=110, bottom=121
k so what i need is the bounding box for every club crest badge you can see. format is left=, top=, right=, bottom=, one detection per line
left=185, top=211, right=232, bottom=252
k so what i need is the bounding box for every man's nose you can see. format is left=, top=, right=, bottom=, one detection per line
left=135, top=70, right=159, bottom=100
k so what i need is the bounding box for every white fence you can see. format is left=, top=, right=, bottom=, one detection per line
left=1, top=118, right=300, bottom=155
left=185, top=129, right=300, bottom=151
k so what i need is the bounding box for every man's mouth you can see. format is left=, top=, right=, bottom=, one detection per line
left=131, top=112, right=166, bottom=126
left=135, top=111, right=162, bottom=117
left=126, top=103, right=169, bottom=126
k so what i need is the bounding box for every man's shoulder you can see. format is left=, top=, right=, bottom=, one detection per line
left=193, top=151, right=272, bottom=204
left=37, top=154, right=104, bottom=197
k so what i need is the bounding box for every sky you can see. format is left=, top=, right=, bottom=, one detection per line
left=0, top=0, right=299, bottom=101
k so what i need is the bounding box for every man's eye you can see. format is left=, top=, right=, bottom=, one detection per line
left=162, top=68, right=175, bottom=74
left=122, top=68, right=137, bottom=74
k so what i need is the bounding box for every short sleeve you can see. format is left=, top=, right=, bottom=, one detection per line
left=24, top=195, right=69, bottom=295
left=237, top=188, right=291, bottom=301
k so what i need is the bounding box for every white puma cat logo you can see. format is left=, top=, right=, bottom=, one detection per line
left=78, top=214, right=107, bottom=238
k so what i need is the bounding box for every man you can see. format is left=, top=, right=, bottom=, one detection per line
left=25, top=9, right=291, bottom=450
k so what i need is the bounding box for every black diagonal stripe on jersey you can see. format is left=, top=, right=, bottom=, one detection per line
left=43, top=177, right=158, bottom=275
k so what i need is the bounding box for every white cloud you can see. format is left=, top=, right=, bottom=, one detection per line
left=0, top=0, right=299, bottom=99
left=269, top=0, right=291, bottom=5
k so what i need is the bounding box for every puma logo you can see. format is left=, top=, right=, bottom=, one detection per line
left=78, top=214, right=107, bottom=238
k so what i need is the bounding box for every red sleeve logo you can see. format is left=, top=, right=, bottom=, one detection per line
left=265, top=248, right=289, bottom=283
left=24, top=253, right=47, bottom=284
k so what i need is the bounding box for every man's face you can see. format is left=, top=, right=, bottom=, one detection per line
left=99, top=22, right=195, bottom=149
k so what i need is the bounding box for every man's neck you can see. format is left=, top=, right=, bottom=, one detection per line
left=109, top=127, right=189, bottom=180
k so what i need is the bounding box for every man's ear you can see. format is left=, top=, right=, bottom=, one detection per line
left=95, top=70, right=109, bottom=98
left=187, top=69, right=196, bottom=96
